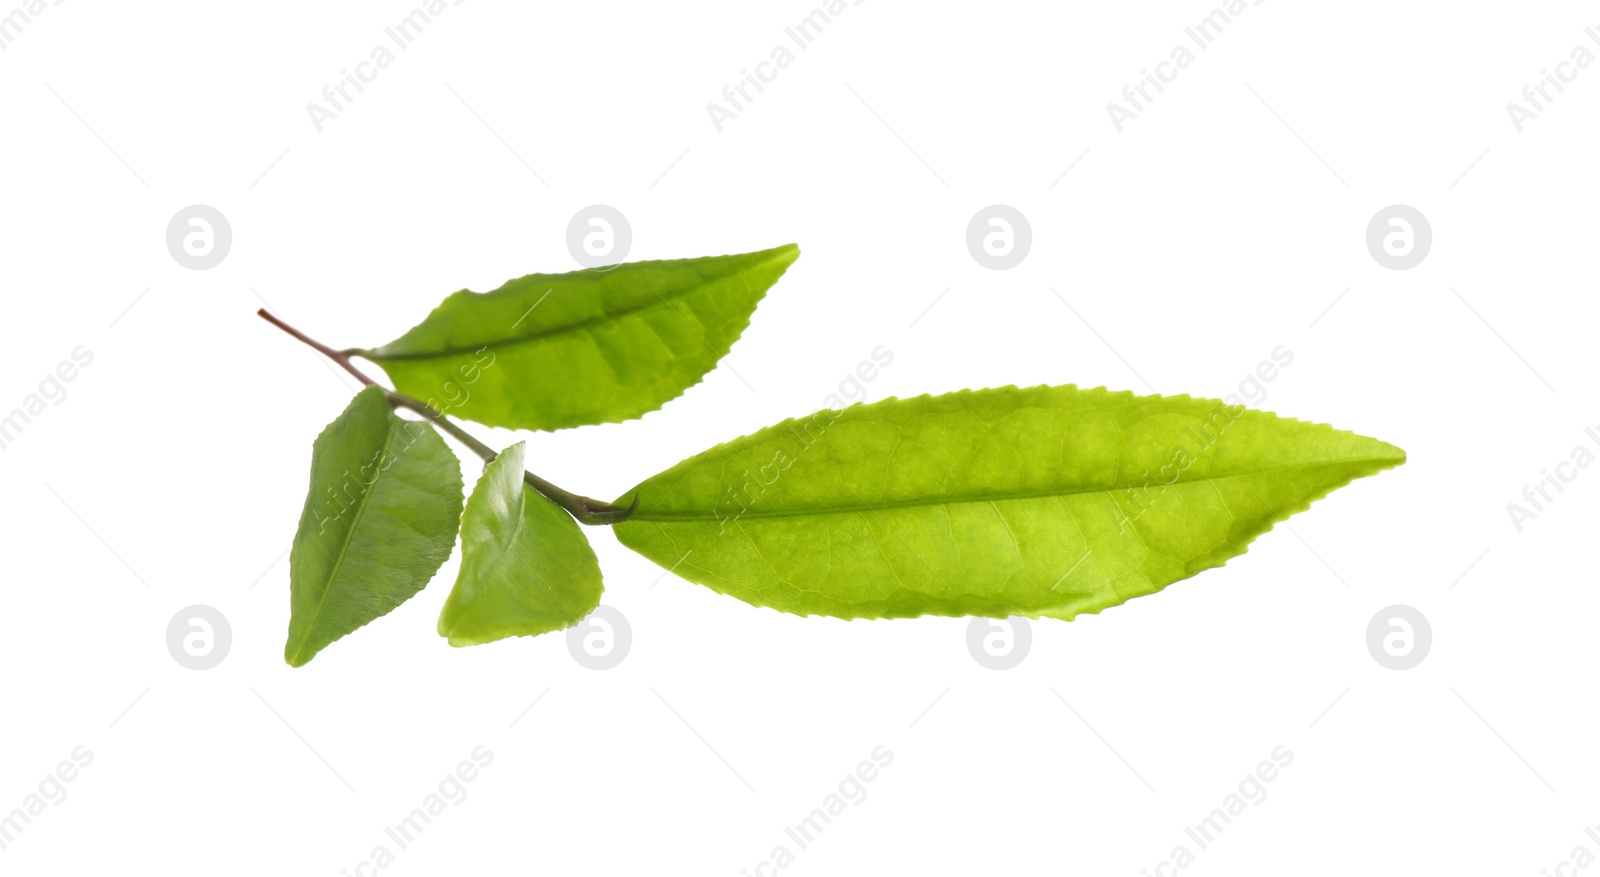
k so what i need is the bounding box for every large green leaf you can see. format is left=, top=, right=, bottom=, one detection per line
left=613, top=385, right=1404, bottom=621
left=438, top=441, right=604, bottom=646
left=361, top=245, right=800, bottom=431
left=286, top=387, right=463, bottom=666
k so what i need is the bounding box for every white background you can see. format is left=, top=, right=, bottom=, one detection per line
left=2, top=1, right=1597, bottom=874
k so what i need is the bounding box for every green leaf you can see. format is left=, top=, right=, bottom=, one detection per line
left=438, top=441, right=604, bottom=646
left=286, top=387, right=464, bottom=667
left=613, top=385, right=1404, bottom=621
left=362, top=245, right=800, bottom=431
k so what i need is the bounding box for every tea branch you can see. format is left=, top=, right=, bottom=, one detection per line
left=256, top=309, right=637, bottom=525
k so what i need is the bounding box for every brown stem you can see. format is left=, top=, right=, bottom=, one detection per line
left=256, top=309, right=637, bottom=525
left=255, top=309, right=376, bottom=388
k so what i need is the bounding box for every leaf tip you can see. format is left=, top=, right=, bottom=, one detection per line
left=760, top=242, right=801, bottom=272
left=1355, top=435, right=1406, bottom=473
left=283, top=642, right=313, bottom=668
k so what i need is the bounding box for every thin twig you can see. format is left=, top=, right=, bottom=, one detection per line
left=256, top=309, right=376, bottom=388
left=256, top=309, right=636, bottom=525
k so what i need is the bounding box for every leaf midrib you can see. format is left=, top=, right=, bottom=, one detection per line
left=288, top=414, right=398, bottom=664
left=368, top=251, right=791, bottom=363
left=629, top=455, right=1400, bottom=522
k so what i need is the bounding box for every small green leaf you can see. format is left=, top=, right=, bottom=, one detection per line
left=613, top=385, right=1404, bottom=621
left=286, top=387, right=463, bottom=667
left=438, top=441, right=603, bottom=646
left=363, top=245, right=800, bottom=431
